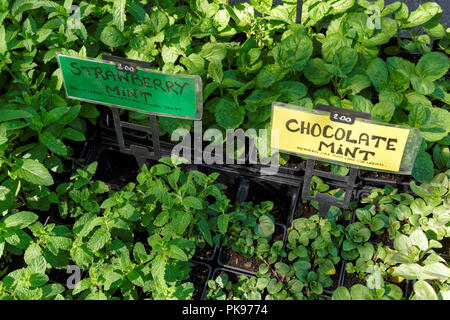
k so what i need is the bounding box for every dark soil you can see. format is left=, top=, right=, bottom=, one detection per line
left=194, top=245, right=216, bottom=261
left=220, top=225, right=285, bottom=274
left=220, top=249, right=262, bottom=274
left=371, top=232, right=394, bottom=248
left=281, top=156, right=304, bottom=170
left=293, top=201, right=318, bottom=220
left=343, top=271, right=365, bottom=288
left=357, top=190, right=371, bottom=201
left=191, top=263, right=211, bottom=300
left=273, top=225, right=285, bottom=243
left=326, top=272, right=341, bottom=293
left=435, top=236, right=450, bottom=257
left=314, top=163, right=332, bottom=173
left=323, top=262, right=343, bottom=294
left=359, top=170, right=412, bottom=183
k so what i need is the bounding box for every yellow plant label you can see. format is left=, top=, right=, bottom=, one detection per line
left=271, top=103, right=411, bottom=172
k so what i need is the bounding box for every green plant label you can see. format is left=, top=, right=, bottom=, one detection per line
left=57, top=54, right=202, bottom=119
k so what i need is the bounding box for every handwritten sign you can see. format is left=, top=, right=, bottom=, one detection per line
left=271, top=102, right=420, bottom=172
left=57, top=54, right=202, bottom=119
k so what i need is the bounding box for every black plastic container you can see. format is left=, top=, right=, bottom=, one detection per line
left=190, top=260, right=213, bottom=301
left=87, top=144, right=142, bottom=188
left=357, top=170, right=413, bottom=193
left=217, top=223, right=287, bottom=276
left=322, top=260, right=346, bottom=296
left=290, top=179, right=357, bottom=224
left=340, top=261, right=413, bottom=300
left=98, top=109, right=149, bottom=144
left=241, top=179, right=298, bottom=227
left=203, top=267, right=256, bottom=300
left=193, top=245, right=218, bottom=263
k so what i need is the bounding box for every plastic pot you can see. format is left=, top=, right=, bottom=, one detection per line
left=203, top=267, right=255, bottom=300
left=322, top=260, right=346, bottom=296
left=357, top=170, right=413, bottom=193
left=217, top=223, right=287, bottom=276
left=190, top=260, right=212, bottom=301
left=86, top=144, right=141, bottom=188
left=291, top=180, right=357, bottom=224
left=340, top=261, right=412, bottom=299
left=193, top=245, right=218, bottom=263
left=241, top=179, right=297, bottom=226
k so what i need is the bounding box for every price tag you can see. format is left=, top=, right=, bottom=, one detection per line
left=115, top=62, right=137, bottom=74
left=330, top=111, right=355, bottom=124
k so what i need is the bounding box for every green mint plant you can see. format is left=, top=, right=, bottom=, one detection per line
left=0, top=211, right=39, bottom=261
left=56, top=161, right=110, bottom=219
left=0, top=264, right=65, bottom=300
left=332, top=283, right=403, bottom=300
left=357, top=186, right=416, bottom=240
left=70, top=241, right=195, bottom=300
left=25, top=220, right=73, bottom=270
left=408, top=172, right=450, bottom=241
left=216, top=201, right=276, bottom=258
left=382, top=230, right=450, bottom=283
left=255, top=262, right=306, bottom=300
left=286, top=213, right=344, bottom=297
left=410, top=280, right=450, bottom=300
left=341, top=222, right=371, bottom=261
left=205, top=272, right=265, bottom=300
left=344, top=242, right=407, bottom=290
left=135, top=157, right=230, bottom=249
left=205, top=263, right=306, bottom=301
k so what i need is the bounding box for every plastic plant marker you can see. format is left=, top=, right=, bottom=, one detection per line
left=270, top=102, right=422, bottom=174
left=57, top=53, right=203, bottom=119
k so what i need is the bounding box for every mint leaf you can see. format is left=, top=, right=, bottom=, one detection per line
left=184, top=196, right=203, bottom=210
left=366, top=58, right=388, bottom=91
left=416, top=52, right=449, bottom=81
left=39, top=131, right=67, bottom=156
left=214, top=99, right=245, bottom=129
left=199, top=218, right=213, bottom=246
left=1, top=211, right=38, bottom=228
left=304, top=58, right=332, bottom=85
left=13, top=158, right=54, bottom=186
left=113, top=0, right=126, bottom=32
left=87, top=228, right=110, bottom=252
left=412, top=150, right=434, bottom=183
left=100, top=26, right=126, bottom=47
